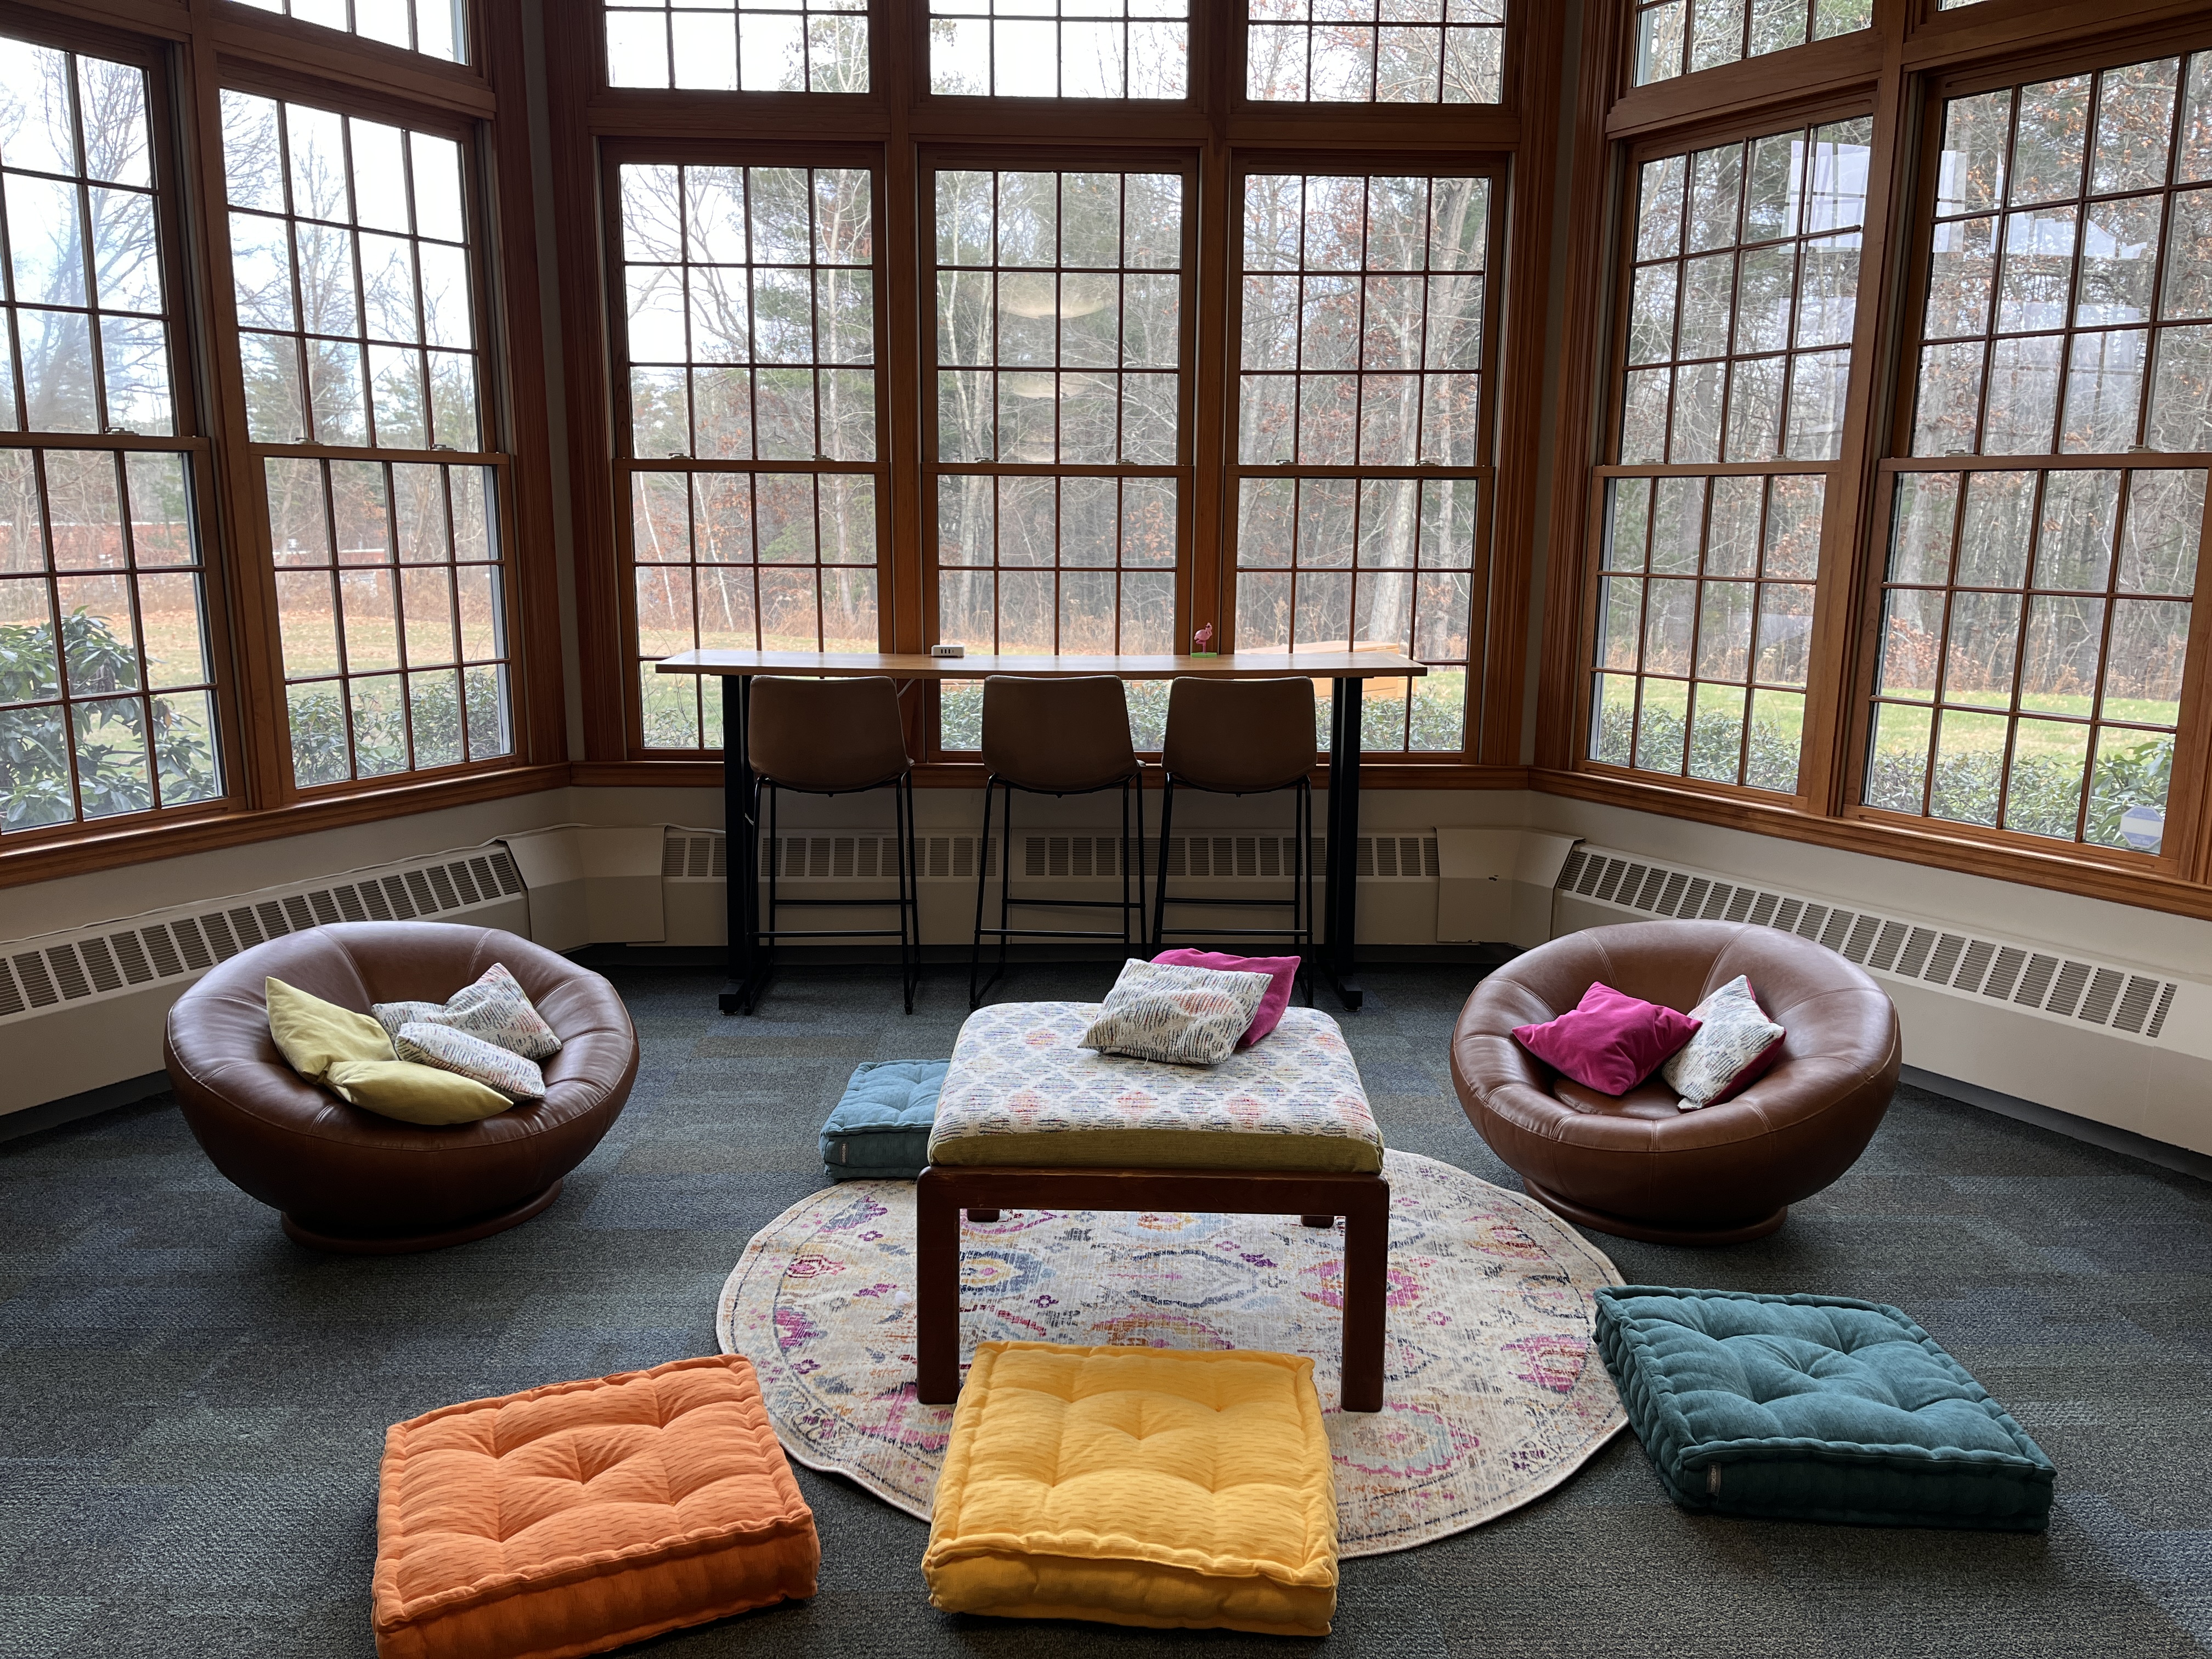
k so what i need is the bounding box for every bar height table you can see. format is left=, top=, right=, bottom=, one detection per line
left=653, top=649, right=1426, bottom=1014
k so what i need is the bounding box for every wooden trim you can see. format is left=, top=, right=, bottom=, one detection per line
left=206, top=2, right=493, bottom=116
left=545, top=0, right=627, bottom=762
left=0, top=763, right=567, bottom=889
left=479, top=0, right=567, bottom=769
left=0, top=0, right=187, bottom=41
left=1481, top=1, right=1565, bottom=768
left=1534, top=0, right=1628, bottom=772
left=1606, top=32, right=1883, bottom=138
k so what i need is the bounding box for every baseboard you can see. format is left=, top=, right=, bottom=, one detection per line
left=1, top=1071, right=171, bottom=1144
left=1904, top=1065, right=2212, bottom=1184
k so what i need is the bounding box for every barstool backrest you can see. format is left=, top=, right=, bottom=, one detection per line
left=749, top=676, right=910, bottom=792
left=981, top=675, right=1139, bottom=792
left=1162, top=676, right=1316, bottom=792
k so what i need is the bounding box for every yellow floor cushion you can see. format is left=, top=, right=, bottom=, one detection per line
left=373, top=1355, right=819, bottom=1659
left=923, top=1342, right=1339, bottom=1637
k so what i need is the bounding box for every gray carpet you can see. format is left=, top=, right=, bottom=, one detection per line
left=3, top=961, right=2209, bottom=1657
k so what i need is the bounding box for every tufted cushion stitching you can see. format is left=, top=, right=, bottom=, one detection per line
left=375, top=1356, right=813, bottom=1631
left=1595, top=1287, right=2053, bottom=1528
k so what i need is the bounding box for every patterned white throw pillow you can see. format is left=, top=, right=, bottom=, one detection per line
left=1662, top=975, right=1786, bottom=1109
left=394, top=1022, right=547, bottom=1102
left=1077, top=959, right=1274, bottom=1067
left=374, top=963, right=561, bottom=1060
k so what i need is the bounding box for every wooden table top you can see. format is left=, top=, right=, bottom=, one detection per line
left=654, top=648, right=1428, bottom=680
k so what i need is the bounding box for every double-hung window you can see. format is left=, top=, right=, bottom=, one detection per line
left=222, top=91, right=513, bottom=788
left=1864, top=53, right=2212, bottom=856
left=1, top=34, right=221, bottom=833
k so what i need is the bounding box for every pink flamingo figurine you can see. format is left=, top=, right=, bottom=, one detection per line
left=1192, top=622, right=1215, bottom=654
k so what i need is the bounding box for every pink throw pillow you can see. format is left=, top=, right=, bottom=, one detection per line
left=1150, top=950, right=1300, bottom=1046
left=1513, top=982, right=1701, bottom=1096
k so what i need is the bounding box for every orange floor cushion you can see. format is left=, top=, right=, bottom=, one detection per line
left=373, top=1355, right=819, bottom=1659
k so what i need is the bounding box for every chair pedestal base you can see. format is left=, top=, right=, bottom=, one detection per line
left=1521, top=1179, right=1787, bottom=1246
left=281, top=1179, right=564, bottom=1255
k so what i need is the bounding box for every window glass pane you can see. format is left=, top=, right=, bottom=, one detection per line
left=232, top=0, right=467, bottom=63
left=1864, top=466, right=2200, bottom=853
left=618, top=163, right=883, bottom=749
left=930, top=167, right=1189, bottom=751
left=605, top=0, right=867, bottom=92
left=0, top=37, right=220, bottom=831
left=1633, top=0, right=1869, bottom=87
left=224, top=95, right=508, bottom=788
left=1590, top=117, right=1868, bottom=793
left=1233, top=173, right=1488, bottom=755
left=1246, top=2, right=1505, bottom=105
left=930, top=3, right=1188, bottom=99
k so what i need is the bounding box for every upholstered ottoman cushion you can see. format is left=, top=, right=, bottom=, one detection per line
left=923, top=1342, right=1338, bottom=1635
left=1596, top=1287, right=2056, bottom=1530
left=820, top=1060, right=947, bottom=1180
left=373, top=1355, right=819, bottom=1659
left=929, top=1002, right=1383, bottom=1173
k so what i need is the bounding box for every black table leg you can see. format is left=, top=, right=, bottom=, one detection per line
left=720, top=676, right=770, bottom=1014
left=1321, top=676, right=1363, bottom=1012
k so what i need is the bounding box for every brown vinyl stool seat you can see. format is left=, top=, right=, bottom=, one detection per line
left=1448, top=920, right=1901, bottom=1244
left=971, top=675, right=1147, bottom=1007
left=749, top=676, right=919, bottom=1013
left=161, top=922, right=636, bottom=1253
left=1152, top=678, right=1316, bottom=980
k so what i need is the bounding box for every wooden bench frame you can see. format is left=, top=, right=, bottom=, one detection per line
left=916, top=1165, right=1391, bottom=1412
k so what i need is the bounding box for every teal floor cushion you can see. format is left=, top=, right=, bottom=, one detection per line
left=1595, top=1286, right=2055, bottom=1531
left=820, top=1060, right=947, bottom=1180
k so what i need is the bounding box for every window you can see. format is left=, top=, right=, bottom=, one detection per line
left=616, top=162, right=882, bottom=749
left=1589, top=117, right=1871, bottom=793
left=234, top=0, right=466, bottom=63
left=930, top=165, right=1189, bottom=746
left=928, top=3, right=1189, bottom=99
left=1864, top=53, right=2212, bottom=855
left=1, top=36, right=221, bottom=833
left=606, top=1, right=869, bottom=93
left=1232, top=171, right=1491, bottom=752
left=1245, top=2, right=1505, bottom=105
left=1632, top=0, right=1869, bottom=88
left=222, top=92, right=512, bottom=787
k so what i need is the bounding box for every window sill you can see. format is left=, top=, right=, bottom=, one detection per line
left=1533, top=766, right=2212, bottom=923
left=0, top=764, right=569, bottom=890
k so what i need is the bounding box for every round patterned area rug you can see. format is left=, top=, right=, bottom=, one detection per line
left=716, top=1149, right=1626, bottom=1555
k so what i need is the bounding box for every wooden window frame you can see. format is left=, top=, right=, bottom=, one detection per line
left=1540, top=0, right=2212, bottom=925
left=1223, top=150, right=1508, bottom=762
left=601, top=138, right=894, bottom=754
left=554, top=0, right=1564, bottom=786
left=0, top=0, right=567, bottom=889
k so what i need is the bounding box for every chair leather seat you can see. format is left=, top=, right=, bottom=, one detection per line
left=163, top=921, right=637, bottom=1251
left=1449, top=920, right=1899, bottom=1243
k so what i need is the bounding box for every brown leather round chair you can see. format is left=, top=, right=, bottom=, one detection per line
left=1450, top=920, right=1899, bottom=1244
left=162, top=921, right=637, bottom=1254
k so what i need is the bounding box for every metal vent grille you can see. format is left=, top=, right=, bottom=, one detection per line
left=0, top=845, right=526, bottom=1029
left=663, top=829, right=1435, bottom=883
left=1555, top=845, right=2186, bottom=1047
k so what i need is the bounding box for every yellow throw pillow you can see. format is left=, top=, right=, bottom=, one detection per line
left=266, top=977, right=394, bottom=1077
left=323, top=1058, right=512, bottom=1126
left=266, top=977, right=510, bottom=1125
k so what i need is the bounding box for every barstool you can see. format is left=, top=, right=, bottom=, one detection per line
left=1150, top=677, right=1316, bottom=977
left=748, top=676, right=919, bottom=1014
left=970, top=675, right=1148, bottom=1008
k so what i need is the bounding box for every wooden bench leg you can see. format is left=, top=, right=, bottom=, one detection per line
left=1300, top=1214, right=1334, bottom=1228
left=917, top=1171, right=962, bottom=1404
left=1340, top=1185, right=1389, bottom=1412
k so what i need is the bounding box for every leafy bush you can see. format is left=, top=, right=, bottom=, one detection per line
left=1, top=609, right=219, bottom=830
left=1595, top=700, right=1801, bottom=794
